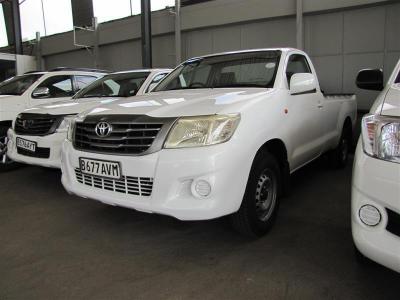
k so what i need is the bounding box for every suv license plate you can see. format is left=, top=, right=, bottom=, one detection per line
left=16, top=137, right=36, bottom=152
left=79, top=158, right=122, bottom=179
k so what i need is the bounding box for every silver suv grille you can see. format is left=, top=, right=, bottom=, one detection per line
left=75, top=168, right=153, bottom=197
left=73, top=115, right=176, bottom=155
left=15, top=114, right=60, bottom=136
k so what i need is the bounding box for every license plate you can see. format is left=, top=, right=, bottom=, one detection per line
left=79, top=158, right=122, bottom=179
left=16, top=137, right=36, bottom=152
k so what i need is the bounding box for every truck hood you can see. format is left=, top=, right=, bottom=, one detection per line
left=381, top=85, right=400, bottom=117
left=23, top=97, right=123, bottom=116
left=83, top=88, right=276, bottom=118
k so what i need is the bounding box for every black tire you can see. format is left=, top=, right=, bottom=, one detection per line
left=230, top=151, right=281, bottom=237
left=330, top=125, right=352, bottom=169
left=0, top=127, right=20, bottom=172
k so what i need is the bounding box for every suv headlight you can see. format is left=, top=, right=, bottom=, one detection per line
left=361, top=114, right=400, bottom=163
left=56, top=115, right=77, bottom=133
left=164, top=114, right=240, bottom=149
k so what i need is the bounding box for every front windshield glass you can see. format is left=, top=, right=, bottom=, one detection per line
left=75, top=72, right=151, bottom=98
left=154, top=50, right=281, bottom=92
left=0, top=74, right=43, bottom=96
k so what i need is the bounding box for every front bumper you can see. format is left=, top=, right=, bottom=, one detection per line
left=7, top=129, right=65, bottom=168
left=351, top=140, right=400, bottom=273
left=61, top=140, right=253, bottom=220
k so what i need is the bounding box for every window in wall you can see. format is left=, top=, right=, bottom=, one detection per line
left=20, top=0, right=45, bottom=41
left=93, top=0, right=131, bottom=23
left=42, top=0, right=73, bottom=36
left=130, top=0, right=175, bottom=15
left=0, top=5, right=8, bottom=47
left=20, top=0, right=73, bottom=41
left=93, top=0, right=175, bottom=23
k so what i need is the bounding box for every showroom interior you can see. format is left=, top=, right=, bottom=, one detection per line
left=0, top=0, right=399, bottom=299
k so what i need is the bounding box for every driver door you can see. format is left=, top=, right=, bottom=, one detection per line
left=285, top=54, right=324, bottom=170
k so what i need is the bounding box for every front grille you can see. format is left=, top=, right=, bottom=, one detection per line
left=74, top=119, right=164, bottom=155
left=17, top=147, right=50, bottom=159
left=75, top=168, right=153, bottom=197
left=386, top=208, right=400, bottom=238
left=15, top=114, right=60, bottom=136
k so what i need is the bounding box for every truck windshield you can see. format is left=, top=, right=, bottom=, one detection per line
left=0, top=74, right=43, bottom=96
left=154, top=50, right=281, bottom=92
left=76, top=72, right=151, bottom=98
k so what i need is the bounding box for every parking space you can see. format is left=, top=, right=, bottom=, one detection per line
left=1, top=157, right=398, bottom=299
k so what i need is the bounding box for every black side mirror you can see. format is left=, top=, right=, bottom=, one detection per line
left=356, top=69, right=384, bottom=91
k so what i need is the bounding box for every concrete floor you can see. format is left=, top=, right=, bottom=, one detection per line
left=0, top=157, right=399, bottom=299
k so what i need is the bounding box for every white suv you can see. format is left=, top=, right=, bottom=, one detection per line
left=352, top=60, right=400, bottom=273
left=6, top=69, right=171, bottom=169
left=0, top=68, right=106, bottom=169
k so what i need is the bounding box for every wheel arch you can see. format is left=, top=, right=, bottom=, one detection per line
left=254, top=138, right=290, bottom=195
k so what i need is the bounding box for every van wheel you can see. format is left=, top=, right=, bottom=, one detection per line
left=330, top=126, right=351, bottom=169
left=230, top=151, right=281, bottom=237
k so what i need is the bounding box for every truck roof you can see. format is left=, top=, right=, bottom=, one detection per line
left=191, top=48, right=301, bottom=60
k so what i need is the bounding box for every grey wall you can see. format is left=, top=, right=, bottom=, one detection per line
left=37, top=0, right=399, bottom=110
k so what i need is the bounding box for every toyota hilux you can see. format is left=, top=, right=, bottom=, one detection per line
left=61, top=48, right=357, bottom=236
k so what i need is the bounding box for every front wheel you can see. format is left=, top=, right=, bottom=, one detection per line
left=0, top=131, right=19, bottom=172
left=230, top=151, right=281, bottom=237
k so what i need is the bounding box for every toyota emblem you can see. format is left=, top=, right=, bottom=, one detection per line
left=95, top=122, right=112, bottom=137
left=22, top=120, right=34, bottom=129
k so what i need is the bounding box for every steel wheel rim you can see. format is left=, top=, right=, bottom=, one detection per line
left=255, top=169, right=277, bottom=222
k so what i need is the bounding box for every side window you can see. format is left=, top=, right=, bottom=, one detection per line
left=74, top=75, right=98, bottom=91
left=286, top=54, right=312, bottom=87
left=32, top=75, right=74, bottom=99
left=146, top=73, right=168, bottom=92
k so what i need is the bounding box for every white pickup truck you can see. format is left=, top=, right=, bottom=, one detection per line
left=61, top=48, right=357, bottom=236
left=6, top=69, right=171, bottom=169
left=0, top=68, right=106, bottom=169
left=352, top=60, right=400, bottom=272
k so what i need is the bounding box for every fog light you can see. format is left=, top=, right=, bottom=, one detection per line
left=192, top=179, right=211, bottom=198
left=359, top=205, right=381, bottom=226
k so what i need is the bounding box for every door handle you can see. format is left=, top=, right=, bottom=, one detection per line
left=317, top=103, right=323, bottom=108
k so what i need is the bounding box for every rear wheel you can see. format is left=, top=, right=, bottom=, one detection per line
left=230, top=151, right=281, bottom=237
left=330, top=125, right=351, bottom=169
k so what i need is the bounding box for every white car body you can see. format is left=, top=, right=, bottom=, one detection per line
left=0, top=69, right=105, bottom=165
left=61, top=48, right=356, bottom=224
left=7, top=69, right=171, bottom=168
left=352, top=59, right=400, bottom=273
left=0, top=70, right=105, bottom=123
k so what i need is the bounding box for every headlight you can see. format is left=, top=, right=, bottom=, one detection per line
left=361, top=114, right=400, bottom=163
left=66, top=119, right=75, bottom=142
left=164, top=114, right=240, bottom=149
left=57, top=115, right=77, bottom=133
